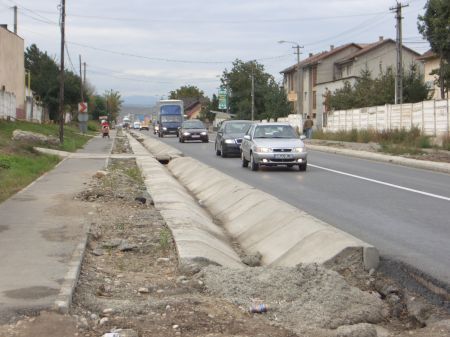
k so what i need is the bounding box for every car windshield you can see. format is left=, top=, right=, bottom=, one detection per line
left=224, top=122, right=252, bottom=134
left=161, top=115, right=182, bottom=123
left=182, top=120, right=204, bottom=129
left=253, top=125, right=297, bottom=138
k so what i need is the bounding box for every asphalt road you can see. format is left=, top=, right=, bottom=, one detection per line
left=139, top=131, right=450, bottom=286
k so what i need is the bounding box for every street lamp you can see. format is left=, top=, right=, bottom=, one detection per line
left=278, top=40, right=303, bottom=116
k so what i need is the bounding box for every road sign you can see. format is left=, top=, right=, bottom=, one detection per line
left=218, top=88, right=227, bottom=110
left=78, top=102, right=88, bottom=113
left=288, top=91, right=297, bottom=102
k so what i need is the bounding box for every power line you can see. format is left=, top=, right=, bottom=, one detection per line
left=8, top=6, right=390, bottom=24
left=67, top=40, right=292, bottom=65
left=64, top=42, right=77, bottom=73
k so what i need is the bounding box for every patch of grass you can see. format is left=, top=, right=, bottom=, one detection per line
left=0, top=120, right=94, bottom=203
left=441, top=135, right=450, bottom=151
left=159, top=227, right=172, bottom=250
left=125, top=167, right=143, bottom=183
left=0, top=153, right=60, bottom=203
left=315, top=127, right=436, bottom=154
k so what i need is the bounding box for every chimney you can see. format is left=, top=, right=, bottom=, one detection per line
left=309, top=53, right=313, bottom=58
left=379, top=36, right=384, bottom=42
left=330, top=45, right=334, bottom=51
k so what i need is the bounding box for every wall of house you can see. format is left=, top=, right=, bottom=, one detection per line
left=350, top=43, right=422, bottom=79
left=0, top=27, right=25, bottom=117
left=316, top=46, right=361, bottom=84
left=302, top=68, right=311, bottom=116
left=423, top=57, right=448, bottom=100
left=315, top=77, right=358, bottom=128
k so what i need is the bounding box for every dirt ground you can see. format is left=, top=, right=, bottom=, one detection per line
left=1, top=134, right=449, bottom=337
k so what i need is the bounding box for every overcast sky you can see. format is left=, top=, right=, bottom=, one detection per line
left=0, top=0, right=429, bottom=103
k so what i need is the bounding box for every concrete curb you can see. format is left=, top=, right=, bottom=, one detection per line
left=307, top=144, right=450, bottom=174
left=54, top=231, right=89, bottom=313
left=129, top=130, right=183, bottom=161
left=168, top=156, right=379, bottom=270
left=127, top=135, right=244, bottom=270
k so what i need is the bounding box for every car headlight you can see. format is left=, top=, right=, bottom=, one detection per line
left=224, top=139, right=235, bottom=144
left=293, top=147, right=304, bottom=153
left=162, top=127, right=167, bottom=131
left=255, top=146, right=271, bottom=153
left=200, top=132, right=207, bottom=136
left=183, top=132, right=191, bottom=136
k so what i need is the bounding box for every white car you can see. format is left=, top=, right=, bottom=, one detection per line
left=240, top=122, right=308, bottom=171
left=133, top=121, right=141, bottom=130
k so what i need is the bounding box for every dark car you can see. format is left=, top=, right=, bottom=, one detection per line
left=215, top=120, right=253, bottom=157
left=178, top=120, right=209, bottom=143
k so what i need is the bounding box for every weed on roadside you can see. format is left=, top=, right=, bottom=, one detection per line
left=159, top=227, right=172, bottom=250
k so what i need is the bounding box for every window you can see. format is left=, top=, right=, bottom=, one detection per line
left=313, top=91, right=317, bottom=109
left=312, top=67, right=318, bottom=86
left=346, top=64, right=352, bottom=76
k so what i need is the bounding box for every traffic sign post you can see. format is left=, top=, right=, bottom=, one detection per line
left=218, top=88, right=227, bottom=110
left=78, top=102, right=88, bottom=134
left=78, top=102, right=88, bottom=114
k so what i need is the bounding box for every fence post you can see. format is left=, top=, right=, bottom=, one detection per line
left=434, top=100, right=437, bottom=137
left=410, top=103, right=413, bottom=129
left=447, top=99, right=449, bottom=137
left=421, top=101, right=425, bottom=134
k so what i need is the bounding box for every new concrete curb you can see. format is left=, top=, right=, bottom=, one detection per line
left=127, top=134, right=244, bottom=270
left=129, top=130, right=183, bottom=161
left=168, top=156, right=379, bottom=270
left=126, top=133, right=379, bottom=270
left=307, top=144, right=450, bottom=174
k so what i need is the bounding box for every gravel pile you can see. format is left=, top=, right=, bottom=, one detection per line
left=200, top=264, right=387, bottom=335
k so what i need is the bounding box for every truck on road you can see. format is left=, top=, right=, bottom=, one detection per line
left=155, top=99, right=184, bottom=137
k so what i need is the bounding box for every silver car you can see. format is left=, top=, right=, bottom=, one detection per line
left=240, top=122, right=307, bottom=171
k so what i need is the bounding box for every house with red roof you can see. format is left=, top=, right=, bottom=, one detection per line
left=280, top=37, right=422, bottom=129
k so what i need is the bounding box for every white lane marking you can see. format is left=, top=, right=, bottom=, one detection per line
left=309, top=164, right=450, bottom=202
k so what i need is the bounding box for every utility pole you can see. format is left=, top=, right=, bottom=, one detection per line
left=58, top=0, right=65, bottom=144
left=79, top=55, right=84, bottom=102
left=278, top=41, right=303, bottom=115
left=83, top=62, right=86, bottom=87
left=251, top=65, right=255, bottom=121
left=13, top=6, right=17, bottom=34
left=390, top=1, right=408, bottom=105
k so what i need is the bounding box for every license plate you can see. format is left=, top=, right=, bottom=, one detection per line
left=191, top=135, right=200, bottom=138
left=275, top=154, right=292, bottom=159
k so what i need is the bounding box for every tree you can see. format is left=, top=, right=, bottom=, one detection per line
left=418, top=0, right=450, bottom=98
left=199, top=94, right=217, bottom=122
left=89, top=94, right=106, bottom=121
left=221, top=59, right=290, bottom=120
left=25, top=44, right=59, bottom=120
left=403, top=63, right=431, bottom=103
left=25, top=44, right=86, bottom=121
left=104, top=89, right=123, bottom=122
left=328, top=66, right=429, bottom=110
left=169, top=85, right=205, bottom=101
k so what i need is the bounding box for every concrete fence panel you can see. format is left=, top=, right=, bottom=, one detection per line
left=326, top=99, right=450, bottom=137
